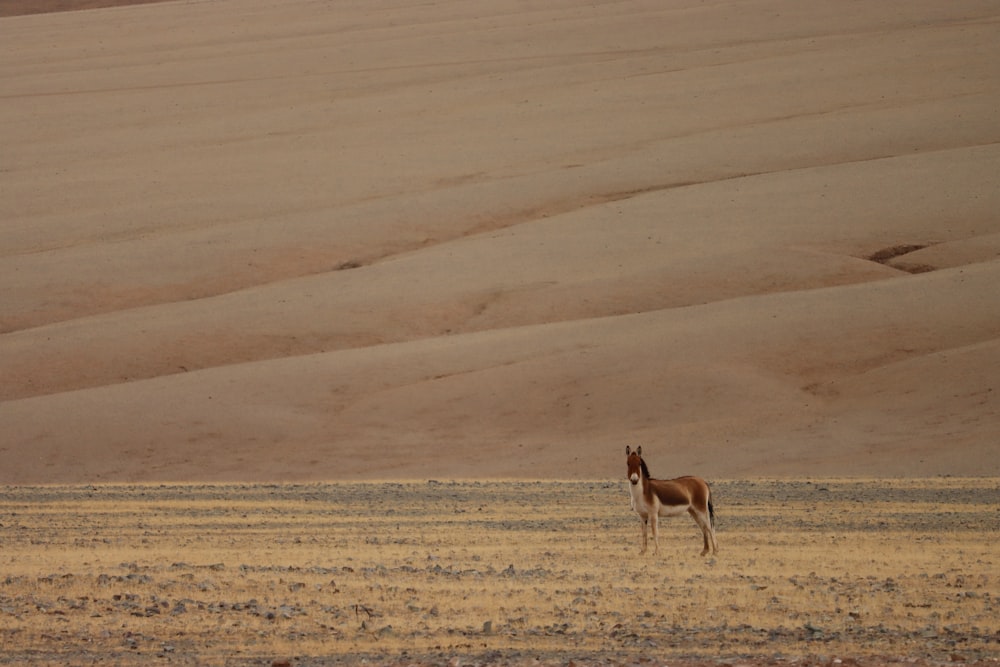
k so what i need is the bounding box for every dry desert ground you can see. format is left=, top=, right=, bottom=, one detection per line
left=1, top=479, right=997, bottom=666
left=1, top=2, right=999, bottom=664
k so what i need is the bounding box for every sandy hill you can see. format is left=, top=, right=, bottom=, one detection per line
left=1, top=0, right=998, bottom=483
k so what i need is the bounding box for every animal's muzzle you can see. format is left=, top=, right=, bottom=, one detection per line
left=629, top=473, right=639, bottom=485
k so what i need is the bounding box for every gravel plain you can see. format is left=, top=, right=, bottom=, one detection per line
left=1, top=480, right=997, bottom=667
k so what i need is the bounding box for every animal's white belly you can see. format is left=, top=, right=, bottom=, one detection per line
left=657, top=503, right=689, bottom=518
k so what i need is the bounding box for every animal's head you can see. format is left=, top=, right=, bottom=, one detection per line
left=625, top=445, right=644, bottom=485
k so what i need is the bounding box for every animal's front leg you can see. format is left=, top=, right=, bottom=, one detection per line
left=649, top=513, right=659, bottom=555
left=639, top=517, right=648, bottom=554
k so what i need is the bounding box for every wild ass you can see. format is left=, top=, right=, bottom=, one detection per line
left=625, top=445, right=718, bottom=556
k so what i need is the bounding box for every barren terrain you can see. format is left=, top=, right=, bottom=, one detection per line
left=2, top=3, right=997, bottom=664
left=2, top=0, right=999, bottom=483
left=0, top=0, right=173, bottom=18
left=1, top=479, right=997, bottom=666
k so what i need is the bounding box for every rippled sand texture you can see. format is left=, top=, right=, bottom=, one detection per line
left=2, top=1, right=999, bottom=482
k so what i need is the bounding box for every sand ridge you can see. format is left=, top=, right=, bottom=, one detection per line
left=1, top=0, right=999, bottom=482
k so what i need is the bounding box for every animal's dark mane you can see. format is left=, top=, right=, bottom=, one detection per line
left=639, top=457, right=652, bottom=480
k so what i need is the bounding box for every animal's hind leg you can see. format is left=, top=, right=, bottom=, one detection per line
left=689, top=508, right=713, bottom=556
left=708, top=518, right=719, bottom=555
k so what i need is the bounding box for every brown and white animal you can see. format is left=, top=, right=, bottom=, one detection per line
left=625, top=445, right=718, bottom=556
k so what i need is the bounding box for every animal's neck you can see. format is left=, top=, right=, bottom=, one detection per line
left=630, top=472, right=651, bottom=503
left=641, top=473, right=654, bottom=498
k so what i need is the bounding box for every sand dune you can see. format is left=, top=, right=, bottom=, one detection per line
left=2, top=0, right=998, bottom=482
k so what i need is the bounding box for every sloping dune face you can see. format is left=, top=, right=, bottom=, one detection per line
left=1, top=0, right=998, bottom=483
left=0, top=0, right=173, bottom=17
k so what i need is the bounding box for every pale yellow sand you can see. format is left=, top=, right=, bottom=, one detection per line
left=1, top=0, right=998, bottom=482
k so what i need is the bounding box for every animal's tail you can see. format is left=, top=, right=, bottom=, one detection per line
left=708, top=489, right=716, bottom=530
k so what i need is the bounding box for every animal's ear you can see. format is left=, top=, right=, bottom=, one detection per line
left=625, top=445, right=631, bottom=455
left=637, top=445, right=642, bottom=456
